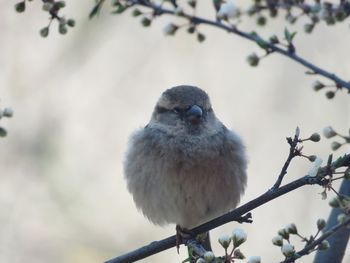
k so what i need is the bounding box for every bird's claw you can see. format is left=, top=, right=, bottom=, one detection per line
left=176, top=225, right=195, bottom=253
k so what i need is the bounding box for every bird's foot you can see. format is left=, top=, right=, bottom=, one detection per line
left=176, top=225, right=195, bottom=254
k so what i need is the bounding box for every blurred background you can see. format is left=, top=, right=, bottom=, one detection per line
left=0, top=1, right=349, bottom=262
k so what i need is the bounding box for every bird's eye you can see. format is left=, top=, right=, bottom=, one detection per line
left=156, top=106, right=169, bottom=114
left=172, top=107, right=181, bottom=114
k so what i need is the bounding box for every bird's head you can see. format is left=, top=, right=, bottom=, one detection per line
left=151, top=85, right=218, bottom=134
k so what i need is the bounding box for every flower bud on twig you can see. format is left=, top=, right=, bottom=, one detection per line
left=247, top=53, right=259, bottom=67
left=232, top=228, right=247, bottom=247
left=203, top=251, right=215, bottom=262
left=323, top=126, right=336, bottom=138
left=272, top=236, right=283, bottom=246
left=317, top=218, right=326, bottom=230
left=318, top=240, right=330, bottom=250
left=286, top=223, right=298, bottom=234
left=247, top=256, right=261, bottom=263
left=281, top=243, right=295, bottom=257
left=331, top=141, right=341, bottom=151
left=218, top=235, right=231, bottom=249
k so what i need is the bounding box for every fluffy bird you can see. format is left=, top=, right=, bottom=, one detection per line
left=124, top=85, right=247, bottom=248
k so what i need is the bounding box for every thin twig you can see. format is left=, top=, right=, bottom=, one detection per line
left=272, top=132, right=300, bottom=190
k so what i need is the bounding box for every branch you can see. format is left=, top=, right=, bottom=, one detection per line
left=105, top=146, right=350, bottom=263
left=127, top=0, right=350, bottom=91
left=104, top=177, right=320, bottom=263
left=103, top=178, right=334, bottom=260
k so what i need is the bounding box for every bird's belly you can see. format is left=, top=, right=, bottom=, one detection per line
left=145, top=158, right=241, bottom=228
left=126, top=130, right=246, bottom=229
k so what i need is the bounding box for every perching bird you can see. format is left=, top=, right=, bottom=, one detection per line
left=124, top=85, right=247, bottom=250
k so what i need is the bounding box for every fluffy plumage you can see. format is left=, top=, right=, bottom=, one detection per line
left=124, top=85, right=247, bottom=228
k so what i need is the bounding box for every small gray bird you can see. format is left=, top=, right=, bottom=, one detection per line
left=124, top=85, right=247, bottom=249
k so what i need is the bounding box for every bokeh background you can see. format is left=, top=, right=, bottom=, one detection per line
left=0, top=1, right=349, bottom=262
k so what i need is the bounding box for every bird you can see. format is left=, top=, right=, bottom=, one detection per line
left=124, top=85, right=247, bottom=251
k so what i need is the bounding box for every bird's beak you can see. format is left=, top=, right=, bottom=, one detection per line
left=186, top=105, right=203, bottom=125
